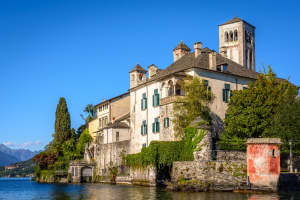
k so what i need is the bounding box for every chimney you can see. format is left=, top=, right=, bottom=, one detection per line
left=173, top=41, right=191, bottom=62
left=194, top=42, right=202, bottom=57
left=148, top=64, right=158, bottom=78
left=209, top=51, right=217, bottom=70
left=220, top=47, right=227, bottom=58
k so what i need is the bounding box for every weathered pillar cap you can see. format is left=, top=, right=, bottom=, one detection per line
left=246, top=138, right=282, bottom=145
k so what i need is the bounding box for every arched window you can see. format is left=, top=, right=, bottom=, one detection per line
left=229, top=31, right=234, bottom=42
left=234, top=30, right=238, bottom=41
left=224, top=32, right=229, bottom=42
left=175, top=84, right=181, bottom=95
left=168, top=80, right=174, bottom=96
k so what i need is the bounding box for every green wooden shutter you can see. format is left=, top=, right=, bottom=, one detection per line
left=152, top=123, right=155, bottom=133
left=157, top=94, right=160, bottom=106
left=167, top=118, right=169, bottom=127
left=157, top=121, right=160, bottom=132
left=163, top=118, right=166, bottom=128
left=152, top=95, right=155, bottom=106
left=141, top=99, right=143, bottom=110
left=222, top=89, right=226, bottom=102
left=145, top=124, right=148, bottom=134
left=141, top=125, right=143, bottom=135
left=145, top=98, right=147, bottom=109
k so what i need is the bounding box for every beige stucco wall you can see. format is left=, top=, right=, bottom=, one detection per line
left=88, top=119, right=99, bottom=141
left=111, top=94, right=130, bottom=121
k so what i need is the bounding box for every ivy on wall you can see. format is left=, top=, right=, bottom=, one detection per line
left=125, top=127, right=206, bottom=169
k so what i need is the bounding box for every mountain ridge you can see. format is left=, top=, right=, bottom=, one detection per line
left=0, top=144, right=40, bottom=166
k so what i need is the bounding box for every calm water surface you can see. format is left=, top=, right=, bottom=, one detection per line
left=0, top=178, right=299, bottom=200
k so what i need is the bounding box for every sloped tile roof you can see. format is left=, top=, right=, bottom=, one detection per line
left=173, top=41, right=191, bottom=51
left=219, top=17, right=255, bottom=28
left=129, top=64, right=147, bottom=73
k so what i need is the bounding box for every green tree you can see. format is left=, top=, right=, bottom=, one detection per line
left=53, top=97, right=71, bottom=147
left=219, top=66, right=299, bottom=150
left=76, top=128, right=92, bottom=158
left=173, top=77, right=213, bottom=138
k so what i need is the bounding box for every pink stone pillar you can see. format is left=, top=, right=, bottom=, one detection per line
left=247, top=138, right=282, bottom=191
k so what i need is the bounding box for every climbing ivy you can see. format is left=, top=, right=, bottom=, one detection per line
left=125, top=127, right=205, bottom=169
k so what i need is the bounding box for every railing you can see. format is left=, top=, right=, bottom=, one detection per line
left=160, top=95, right=184, bottom=106
left=55, top=170, right=68, bottom=176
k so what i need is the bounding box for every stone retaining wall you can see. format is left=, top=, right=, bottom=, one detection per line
left=171, top=161, right=248, bottom=191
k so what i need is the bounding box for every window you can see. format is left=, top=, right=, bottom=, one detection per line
left=141, top=120, right=148, bottom=135
left=131, top=74, right=135, bottom=81
left=243, top=87, right=248, bottom=90
left=139, top=73, right=143, bottom=81
left=229, top=31, right=233, bottom=41
left=234, top=30, right=238, bottom=41
left=175, top=84, right=181, bottom=95
left=217, top=65, right=221, bottom=71
left=142, top=143, right=147, bottom=148
left=272, top=149, right=275, bottom=158
left=225, top=32, right=229, bottom=42
left=141, top=93, right=147, bottom=110
left=222, top=64, right=228, bottom=72
left=116, top=132, right=119, bottom=142
left=99, top=119, right=102, bottom=128
left=249, top=49, right=252, bottom=70
left=152, top=118, right=160, bottom=133
left=223, top=84, right=230, bottom=103
left=72, top=167, right=75, bottom=176
left=152, top=89, right=160, bottom=107
left=164, top=117, right=170, bottom=128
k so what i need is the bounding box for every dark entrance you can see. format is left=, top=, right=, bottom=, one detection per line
left=81, top=167, right=92, bottom=183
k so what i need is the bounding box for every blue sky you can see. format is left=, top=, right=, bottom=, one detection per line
left=0, top=0, right=299, bottom=151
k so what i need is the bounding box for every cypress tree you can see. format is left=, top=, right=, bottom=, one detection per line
left=53, top=97, right=71, bottom=146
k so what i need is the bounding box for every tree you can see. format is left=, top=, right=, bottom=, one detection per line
left=81, top=104, right=96, bottom=123
left=173, top=77, right=214, bottom=138
left=219, top=66, right=299, bottom=150
left=53, top=97, right=71, bottom=148
left=76, top=128, right=92, bottom=158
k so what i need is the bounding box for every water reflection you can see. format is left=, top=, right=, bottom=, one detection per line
left=0, top=179, right=299, bottom=200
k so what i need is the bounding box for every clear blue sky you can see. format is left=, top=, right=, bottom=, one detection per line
left=0, top=0, right=299, bottom=151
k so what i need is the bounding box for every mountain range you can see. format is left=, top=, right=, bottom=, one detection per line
left=0, top=144, right=40, bottom=166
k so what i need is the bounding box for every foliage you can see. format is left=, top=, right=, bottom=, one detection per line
left=125, top=127, right=204, bottom=169
left=0, top=159, right=35, bottom=177
left=81, top=104, right=96, bottom=123
left=76, top=128, right=92, bottom=158
left=53, top=97, right=71, bottom=149
left=173, top=77, right=213, bottom=138
left=33, top=151, right=58, bottom=170
left=219, top=66, right=299, bottom=151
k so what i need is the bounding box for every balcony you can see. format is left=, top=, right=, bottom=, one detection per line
left=160, top=95, right=184, bottom=106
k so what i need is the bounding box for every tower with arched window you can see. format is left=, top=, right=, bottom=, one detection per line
left=219, top=17, right=255, bottom=71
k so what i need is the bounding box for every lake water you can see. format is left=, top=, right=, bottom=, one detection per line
left=0, top=178, right=299, bottom=200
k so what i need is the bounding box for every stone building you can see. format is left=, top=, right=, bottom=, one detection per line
left=128, top=17, right=258, bottom=154
left=88, top=92, right=130, bottom=141
left=82, top=17, right=259, bottom=180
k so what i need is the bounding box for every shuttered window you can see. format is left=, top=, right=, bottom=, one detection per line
left=223, top=84, right=230, bottom=103
left=141, top=120, right=147, bottom=135
left=141, top=93, right=147, bottom=110
left=164, top=117, right=170, bottom=128
left=152, top=89, right=160, bottom=107
left=152, top=117, right=160, bottom=133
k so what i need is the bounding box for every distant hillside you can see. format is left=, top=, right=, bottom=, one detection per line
left=0, top=151, right=19, bottom=167
left=0, top=159, right=35, bottom=177
left=0, top=144, right=40, bottom=166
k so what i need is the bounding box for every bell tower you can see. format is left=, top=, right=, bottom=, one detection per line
left=219, top=17, right=255, bottom=71
left=129, top=64, right=147, bottom=89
